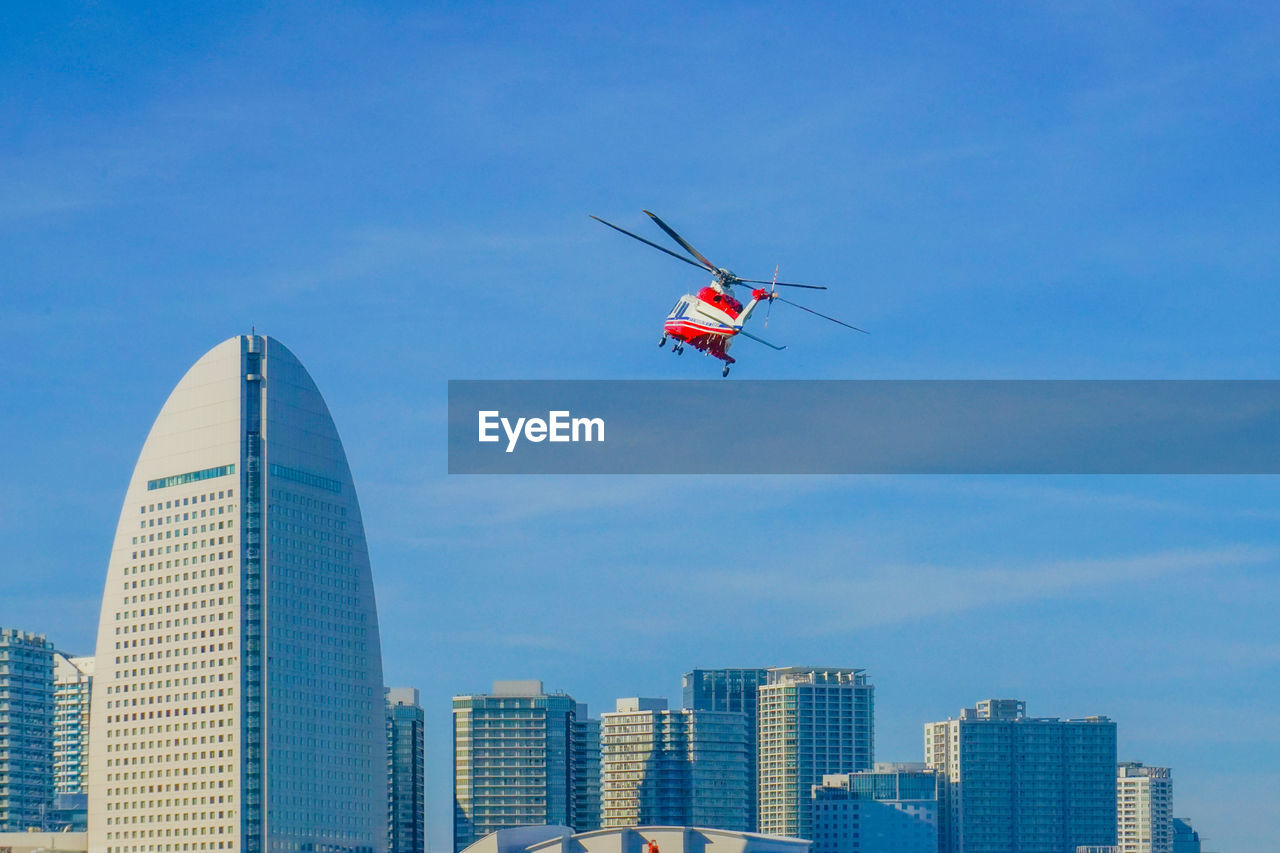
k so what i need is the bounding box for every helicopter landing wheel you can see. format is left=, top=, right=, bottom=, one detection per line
left=722, top=365, right=731, bottom=377
left=658, top=336, right=667, bottom=348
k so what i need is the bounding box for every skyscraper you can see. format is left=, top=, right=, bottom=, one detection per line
left=757, top=667, right=874, bottom=839
left=572, top=704, right=601, bottom=833
left=924, top=699, right=1117, bottom=853
left=87, top=335, right=387, bottom=853
left=682, top=668, right=767, bottom=831
left=599, top=698, right=748, bottom=831
left=1117, top=763, right=1173, bottom=853
left=0, top=628, right=55, bottom=832
left=53, top=654, right=94, bottom=797
left=387, top=688, right=426, bottom=853
left=453, top=681, right=577, bottom=852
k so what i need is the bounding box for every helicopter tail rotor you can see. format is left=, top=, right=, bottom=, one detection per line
left=764, top=265, right=778, bottom=328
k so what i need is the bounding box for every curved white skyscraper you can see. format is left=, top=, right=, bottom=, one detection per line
left=88, top=336, right=385, bottom=853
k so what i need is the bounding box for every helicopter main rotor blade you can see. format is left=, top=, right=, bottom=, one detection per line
left=775, top=296, right=870, bottom=334
left=737, top=329, right=787, bottom=350
left=736, top=278, right=827, bottom=290
left=643, top=210, right=718, bottom=272
left=590, top=215, right=710, bottom=272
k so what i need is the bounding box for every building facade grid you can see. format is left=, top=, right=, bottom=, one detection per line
left=757, top=667, right=874, bottom=840
left=453, top=682, right=577, bottom=852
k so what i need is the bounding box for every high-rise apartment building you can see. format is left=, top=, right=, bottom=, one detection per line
left=682, top=668, right=767, bottom=831
left=0, top=628, right=55, bottom=832
left=453, top=681, right=578, bottom=851
left=387, top=688, right=426, bottom=853
left=757, top=667, right=874, bottom=839
left=1117, top=763, right=1172, bottom=853
left=600, top=698, right=748, bottom=831
left=924, top=699, right=1117, bottom=853
left=53, top=654, right=94, bottom=796
left=812, top=764, right=940, bottom=853
left=87, top=335, right=387, bottom=853
left=572, top=704, right=601, bottom=833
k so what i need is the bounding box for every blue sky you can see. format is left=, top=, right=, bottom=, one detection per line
left=3, top=2, right=1279, bottom=850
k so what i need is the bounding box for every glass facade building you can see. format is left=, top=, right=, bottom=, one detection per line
left=1171, top=818, right=1199, bottom=853
left=600, top=698, right=748, bottom=831
left=812, top=765, right=940, bottom=853
left=453, top=681, right=578, bottom=852
left=924, top=699, right=1117, bottom=853
left=572, top=704, right=601, bottom=833
left=682, top=668, right=767, bottom=832
left=387, top=688, right=425, bottom=853
left=757, top=667, right=875, bottom=840
left=0, top=628, right=55, bottom=832
left=87, top=335, right=387, bottom=853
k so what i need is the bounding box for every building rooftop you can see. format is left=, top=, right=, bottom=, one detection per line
left=765, top=667, right=868, bottom=685
left=461, top=826, right=811, bottom=853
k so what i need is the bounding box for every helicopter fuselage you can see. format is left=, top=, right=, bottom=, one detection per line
left=662, top=285, right=767, bottom=363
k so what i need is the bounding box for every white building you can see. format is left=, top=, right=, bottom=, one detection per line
left=600, top=699, right=748, bottom=831
left=1117, top=763, right=1172, bottom=853
left=87, top=335, right=386, bottom=853
left=54, top=654, right=95, bottom=796
left=0, top=831, right=88, bottom=853
left=924, top=699, right=1117, bottom=853
left=459, top=825, right=808, bottom=853
left=757, top=667, right=874, bottom=839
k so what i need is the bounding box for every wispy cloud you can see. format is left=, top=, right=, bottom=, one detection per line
left=433, top=629, right=576, bottom=653
left=375, top=475, right=866, bottom=531
left=689, top=545, right=1277, bottom=634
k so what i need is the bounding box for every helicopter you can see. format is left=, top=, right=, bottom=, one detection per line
left=591, top=210, right=866, bottom=376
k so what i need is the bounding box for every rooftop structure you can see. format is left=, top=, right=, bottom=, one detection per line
left=459, top=825, right=809, bottom=853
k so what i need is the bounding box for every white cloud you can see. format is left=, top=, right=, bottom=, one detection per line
left=689, top=545, right=1277, bottom=633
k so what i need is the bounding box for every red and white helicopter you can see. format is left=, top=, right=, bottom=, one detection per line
left=591, top=210, right=866, bottom=376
